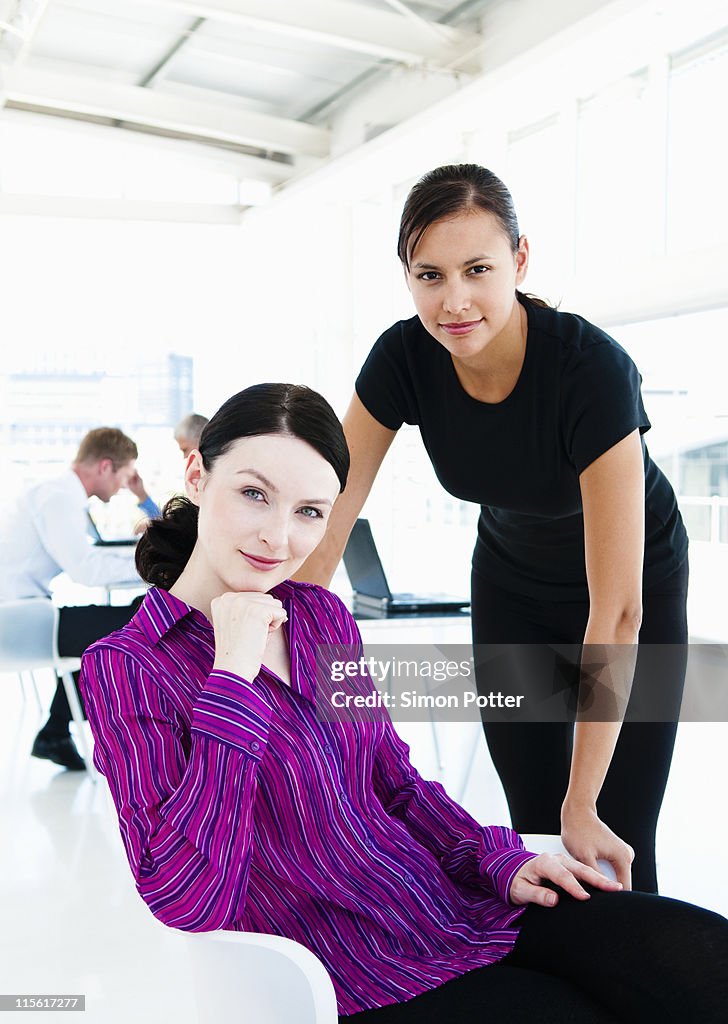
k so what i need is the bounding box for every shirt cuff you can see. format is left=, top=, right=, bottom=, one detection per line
left=479, top=847, right=539, bottom=905
left=137, top=496, right=161, bottom=519
left=191, top=671, right=274, bottom=759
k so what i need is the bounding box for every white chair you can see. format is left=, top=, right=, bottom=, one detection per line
left=184, top=929, right=339, bottom=1024
left=0, top=598, right=97, bottom=781
left=183, top=833, right=615, bottom=1023
left=521, top=833, right=618, bottom=881
left=17, top=668, right=43, bottom=712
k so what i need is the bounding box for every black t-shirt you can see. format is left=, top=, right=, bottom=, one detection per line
left=355, top=297, right=688, bottom=600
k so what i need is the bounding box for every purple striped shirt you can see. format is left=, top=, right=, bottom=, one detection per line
left=80, top=581, right=536, bottom=1016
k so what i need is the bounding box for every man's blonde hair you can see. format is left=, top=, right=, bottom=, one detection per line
left=74, top=428, right=138, bottom=471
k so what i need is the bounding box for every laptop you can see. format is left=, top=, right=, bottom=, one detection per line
left=87, top=512, right=139, bottom=548
left=342, top=519, right=470, bottom=616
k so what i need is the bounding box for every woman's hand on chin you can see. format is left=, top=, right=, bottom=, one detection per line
left=509, top=852, right=623, bottom=908
left=211, top=591, right=287, bottom=682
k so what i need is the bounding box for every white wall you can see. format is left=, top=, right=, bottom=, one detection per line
left=1, top=0, right=726, bottom=597
left=225, top=0, right=727, bottom=388
left=214, top=0, right=728, bottom=596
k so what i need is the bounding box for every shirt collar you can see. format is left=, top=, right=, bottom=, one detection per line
left=134, top=586, right=199, bottom=646
left=133, top=580, right=314, bottom=704
left=64, top=469, right=90, bottom=505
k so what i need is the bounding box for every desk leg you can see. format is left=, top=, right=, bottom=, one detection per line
left=456, top=725, right=482, bottom=804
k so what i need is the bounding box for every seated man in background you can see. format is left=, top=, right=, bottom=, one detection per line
left=127, top=468, right=160, bottom=522
left=133, top=413, right=207, bottom=534
left=173, top=412, right=208, bottom=459
left=0, top=427, right=150, bottom=771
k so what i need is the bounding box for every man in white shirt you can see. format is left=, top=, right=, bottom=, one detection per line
left=0, top=428, right=153, bottom=770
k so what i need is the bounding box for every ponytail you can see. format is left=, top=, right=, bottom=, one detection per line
left=516, top=289, right=556, bottom=310
left=135, top=495, right=198, bottom=590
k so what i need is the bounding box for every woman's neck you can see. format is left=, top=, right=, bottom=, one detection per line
left=452, top=299, right=527, bottom=403
left=168, top=555, right=218, bottom=621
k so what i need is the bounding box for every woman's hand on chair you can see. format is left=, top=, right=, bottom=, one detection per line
left=211, top=591, right=287, bottom=682
left=509, top=852, right=623, bottom=908
left=561, top=802, right=634, bottom=890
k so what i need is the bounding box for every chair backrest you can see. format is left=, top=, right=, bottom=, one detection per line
left=519, top=833, right=618, bottom=882
left=0, top=598, right=59, bottom=671
left=185, top=930, right=339, bottom=1024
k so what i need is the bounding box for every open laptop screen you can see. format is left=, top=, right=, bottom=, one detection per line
left=342, top=519, right=392, bottom=600
left=87, top=512, right=138, bottom=547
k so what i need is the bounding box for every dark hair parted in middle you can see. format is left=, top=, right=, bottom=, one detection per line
left=398, top=164, right=520, bottom=269
left=397, top=163, right=552, bottom=309
left=135, top=383, right=349, bottom=590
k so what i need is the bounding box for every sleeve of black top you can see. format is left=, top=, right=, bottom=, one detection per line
left=354, top=321, right=419, bottom=429
left=562, top=340, right=651, bottom=476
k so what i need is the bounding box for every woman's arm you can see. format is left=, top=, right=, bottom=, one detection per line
left=322, top=591, right=537, bottom=902
left=80, top=647, right=273, bottom=930
left=294, top=394, right=397, bottom=587
left=372, top=708, right=622, bottom=908
left=560, top=427, right=645, bottom=888
left=371, top=711, right=537, bottom=904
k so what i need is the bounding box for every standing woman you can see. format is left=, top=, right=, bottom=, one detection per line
left=297, top=163, right=689, bottom=894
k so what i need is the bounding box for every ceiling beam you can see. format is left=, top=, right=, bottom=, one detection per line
left=1, top=103, right=302, bottom=184
left=378, top=0, right=452, bottom=42
left=139, top=16, right=206, bottom=88
left=0, top=193, right=249, bottom=223
left=152, top=0, right=478, bottom=67
left=0, top=0, right=52, bottom=69
left=0, top=0, right=52, bottom=108
left=2, top=66, right=331, bottom=157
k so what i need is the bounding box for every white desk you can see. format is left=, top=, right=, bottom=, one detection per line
left=50, top=570, right=147, bottom=608
left=354, top=610, right=472, bottom=644
left=104, top=580, right=148, bottom=606
left=342, top=599, right=489, bottom=806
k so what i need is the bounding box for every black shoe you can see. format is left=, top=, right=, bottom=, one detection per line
left=31, top=734, right=86, bottom=771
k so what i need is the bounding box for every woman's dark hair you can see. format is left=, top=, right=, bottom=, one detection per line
left=397, top=163, right=552, bottom=308
left=136, top=383, right=350, bottom=589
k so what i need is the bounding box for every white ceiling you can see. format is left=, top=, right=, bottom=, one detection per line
left=0, top=0, right=490, bottom=187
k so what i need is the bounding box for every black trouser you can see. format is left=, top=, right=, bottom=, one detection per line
left=39, top=600, right=142, bottom=738
left=470, top=559, right=689, bottom=893
left=340, top=885, right=728, bottom=1023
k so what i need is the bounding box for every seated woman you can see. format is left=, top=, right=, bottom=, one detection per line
left=80, top=383, right=728, bottom=1024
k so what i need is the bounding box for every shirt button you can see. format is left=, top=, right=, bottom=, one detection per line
left=404, top=873, right=414, bottom=884
left=249, top=741, right=260, bottom=752
left=324, top=745, right=333, bottom=754
left=364, top=835, right=374, bottom=847
left=438, top=914, right=448, bottom=926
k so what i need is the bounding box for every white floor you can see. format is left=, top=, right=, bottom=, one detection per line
left=1, top=668, right=726, bottom=1024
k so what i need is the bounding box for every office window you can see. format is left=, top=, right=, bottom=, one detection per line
left=612, top=306, right=728, bottom=544
left=0, top=353, right=195, bottom=535
left=575, top=69, right=659, bottom=270
left=506, top=114, right=573, bottom=299
left=667, top=34, right=728, bottom=254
